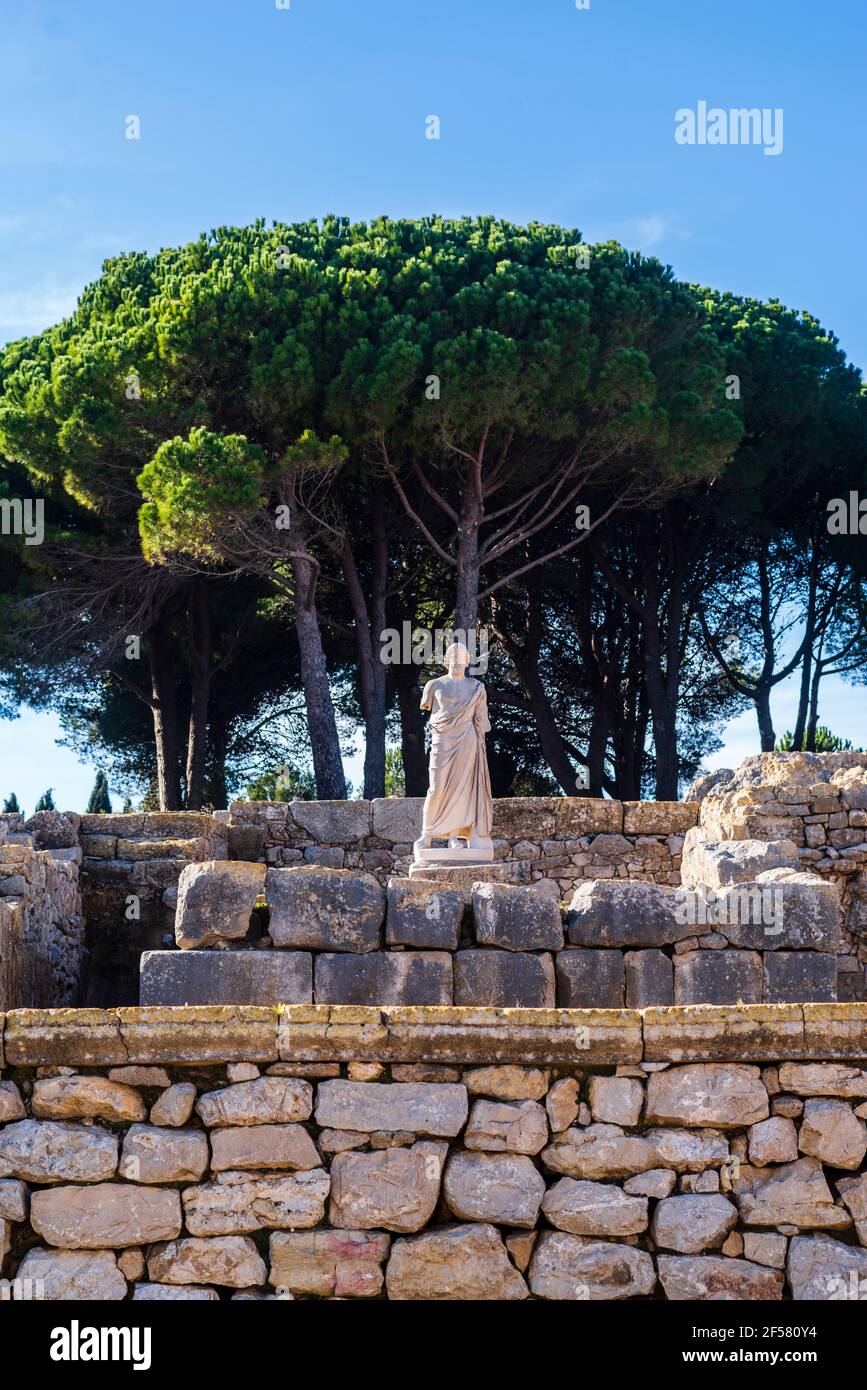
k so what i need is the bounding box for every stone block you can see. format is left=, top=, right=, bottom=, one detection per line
left=567, top=880, right=692, bottom=948
left=209, top=1124, right=321, bottom=1173
left=385, top=1222, right=528, bottom=1300
left=227, top=825, right=267, bottom=862
left=472, top=881, right=564, bottom=952
left=266, top=866, right=384, bottom=952
left=196, top=1075, right=312, bottom=1126
left=0, top=1119, right=118, bottom=1184
left=528, top=1231, right=655, bottom=1300
left=329, top=1141, right=447, bottom=1232
left=623, top=802, right=698, bottom=836
left=139, top=950, right=312, bottom=1006
left=183, top=1170, right=330, bottom=1235
left=148, top=1235, right=267, bottom=1289
left=269, top=1229, right=389, bottom=1298
left=453, top=949, right=555, bottom=1007
left=315, top=1080, right=468, bottom=1137
left=314, top=952, right=453, bottom=1005
left=554, top=799, right=623, bottom=837
left=174, top=860, right=265, bottom=950
left=491, top=798, right=559, bottom=840
left=15, top=1247, right=127, bottom=1300
left=674, top=949, right=762, bottom=1005
left=763, top=952, right=837, bottom=1004
left=645, top=1063, right=769, bottom=1128
left=555, top=949, right=624, bottom=1007
left=30, top=1182, right=182, bottom=1249
left=385, top=877, right=463, bottom=950
left=119, top=1125, right=209, bottom=1183
left=444, top=1152, right=545, bottom=1228
left=710, top=875, right=841, bottom=951
left=680, top=831, right=800, bottom=889
left=657, top=1254, right=783, bottom=1300
left=787, top=1234, right=867, bottom=1299
left=371, top=798, right=424, bottom=842
left=624, top=949, right=673, bottom=1007
left=288, top=799, right=371, bottom=843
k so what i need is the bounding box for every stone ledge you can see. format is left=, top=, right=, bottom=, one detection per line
left=2, top=1003, right=865, bottom=1067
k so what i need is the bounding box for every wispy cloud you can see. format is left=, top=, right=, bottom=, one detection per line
left=0, top=278, right=81, bottom=343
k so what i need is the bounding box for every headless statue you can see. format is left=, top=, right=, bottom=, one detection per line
left=413, top=642, right=494, bottom=862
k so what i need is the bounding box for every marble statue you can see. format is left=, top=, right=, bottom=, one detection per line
left=413, top=641, right=494, bottom=864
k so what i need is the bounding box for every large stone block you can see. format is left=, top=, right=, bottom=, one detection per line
left=269, top=1229, right=390, bottom=1298
left=266, top=866, right=385, bottom=952
left=735, top=1157, right=851, bottom=1230
left=148, top=1235, right=267, bottom=1288
left=491, top=798, right=559, bottom=840
left=314, top=951, right=453, bottom=1005
left=710, top=875, right=841, bottom=951
left=763, top=952, right=837, bottom=1003
left=541, top=1178, right=648, bottom=1237
left=31, top=1075, right=146, bottom=1124
left=183, top=1170, right=330, bottom=1235
left=15, top=1247, right=127, bottom=1300
left=787, top=1234, right=867, bottom=1300
left=650, top=1194, right=738, bottom=1253
left=658, top=1254, right=783, bottom=1300
left=288, top=799, right=371, bottom=843
left=315, top=1080, right=468, bottom=1137
left=623, top=802, right=698, bottom=836
left=371, top=798, right=424, bottom=842
left=566, top=880, right=692, bottom=948
left=385, top=877, right=463, bottom=950
left=444, top=1152, right=546, bottom=1229
left=329, top=1141, right=447, bottom=1232
left=680, top=831, right=800, bottom=889
left=386, top=1222, right=528, bottom=1300
left=119, top=1125, right=209, bottom=1183
left=405, top=861, right=531, bottom=900
left=472, top=881, right=564, bottom=952
left=209, top=1124, right=321, bottom=1173
left=528, top=1232, right=656, bottom=1300
left=798, top=1098, right=867, bottom=1169
left=453, top=949, right=555, bottom=1007
left=624, top=949, right=673, bottom=1008
left=555, top=949, right=624, bottom=1007
left=674, top=949, right=762, bottom=1005
left=139, top=949, right=312, bottom=1005
left=645, top=1063, right=768, bottom=1128
left=30, top=1183, right=182, bottom=1249
left=196, top=1076, right=312, bottom=1127
left=174, top=860, right=265, bottom=949
left=555, top=799, right=624, bottom=837
left=0, top=1119, right=118, bottom=1184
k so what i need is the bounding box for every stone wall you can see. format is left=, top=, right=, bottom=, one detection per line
left=0, top=815, right=84, bottom=1010
left=1, top=1002, right=865, bottom=1301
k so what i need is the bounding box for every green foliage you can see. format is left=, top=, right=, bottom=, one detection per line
left=2, top=791, right=21, bottom=814
left=34, top=788, right=55, bottom=812
left=383, top=745, right=405, bottom=797
left=243, top=762, right=316, bottom=803
left=85, top=770, right=112, bottom=814
left=776, top=728, right=860, bottom=753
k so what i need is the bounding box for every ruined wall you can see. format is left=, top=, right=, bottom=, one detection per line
left=0, top=815, right=83, bottom=1010
left=1, top=1002, right=865, bottom=1301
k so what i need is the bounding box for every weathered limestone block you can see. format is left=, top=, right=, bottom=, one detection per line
left=742, top=1232, right=788, bottom=1268
left=546, top=1077, right=580, bottom=1132
left=0, top=1178, right=28, bottom=1221
left=266, top=866, right=385, bottom=952
left=329, top=1141, right=446, bottom=1232
left=140, top=949, right=313, bottom=1006
left=315, top=1079, right=468, bottom=1136
left=16, top=1247, right=127, bottom=1300
left=385, top=1222, right=528, bottom=1300
left=150, top=1083, right=197, bottom=1127
left=289, top=799, right=371, bottom=843
left=624, top=949, right=673, bottom=1008
left=541, top=1178, right=648, bottom=1237
left=227, top=824, right=267, bottom=862
left=566, top=880, right=691, bottom=948
left=314, top=951, right=453, bottom=1005
left=31, top=1076, right=147, bottom=1123
left=472, top=881, right=564, bottom=952
left=555, top=799, right=623, bottom=837
left=464, top=1098, right=548, bottom=1155
left=657, top=1254, right=784, bottom=1300
left=491, top=798, right=558, bottom=840
left=787, top=1234, right=867, bottom=1299
left=836, top=1173, right=867, bottom=1244
left=555, top=949, right=624, bottom=1007
left=372, top=797, right=424, bottom=842
left=623, top=1168, right=676, bottom=1199
left=453, top=949, right=555, bottom=1007
left=763, top=952, right=837, bottom=1004
left=528, top=1231, right=656, bottom=1300
left=798, top=1098, right=867, bottom=1170
left=465, top=1065, right=549, bottom=1101
left=195, top=1076, right=312, bottom=1127
left=174, top=861, right=265, bottom=949
left=108, top=1066, right=171, bottom=1087
left=623, top=802, right=698, bottom=836
left=0, top=1119, right=118, bottom=1183
left=674, top=949, right=763, bottom=1005
left=30, top=1183, right=182, bottom=1249
left=148, top=1235, right=267, bottom=1288
left=736, top=1157, right=852, bottom=1230
left=542, top=1123, right=656, bottom=1180
left=209, top=1124, right=321, bottom=1173
left=183, top=1170, right=330, bottom=1235
left=650, top=1194, right=738, bottom=1253
left=748, top=1116, right=799, bottom=1166
left=708, top=874, right=841, bottom=952
left=119, top=1125, right=209, bottom=1184
left=587, top=1075, right=643, bottom=1126
left=0, top=1080, right=25, bottom=1123
left=645, top=1064, right=769, bottom=1128
left=269, top=1229, right=390, bottom=1297
left=444, top=1152, right=545, bottom=1229
left=385, top=878, right=463, bottom=950
left=680, top=831, right=800, bottom=889
left=132, top=1283, right=219, bottom=1300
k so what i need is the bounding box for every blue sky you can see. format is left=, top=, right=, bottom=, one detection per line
left=1, top=0, right=864, bottom=810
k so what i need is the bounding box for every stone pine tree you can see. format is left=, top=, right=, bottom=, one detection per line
left=34, top=788, right=55, bottom=811
left=2, top=791, right=21, bottom=814
left=86, top=770, right=112, bottom=814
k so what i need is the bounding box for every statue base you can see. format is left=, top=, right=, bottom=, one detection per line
left=406, top=859, right=531, bottom=904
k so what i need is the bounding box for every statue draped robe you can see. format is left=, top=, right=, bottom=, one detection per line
left=420, top=677, right=493, bottom=843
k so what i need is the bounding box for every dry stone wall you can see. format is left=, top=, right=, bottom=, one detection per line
left=1, top=1002, right=865, bottom=1301
left=0, top=814, right=83, bottom=1009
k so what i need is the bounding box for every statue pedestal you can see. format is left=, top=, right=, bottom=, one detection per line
left=406, top=859, right=531, bottom=904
